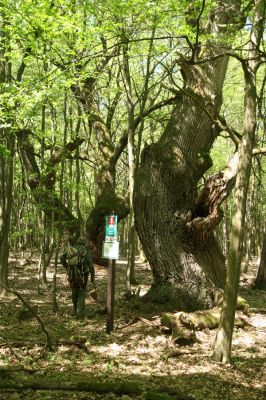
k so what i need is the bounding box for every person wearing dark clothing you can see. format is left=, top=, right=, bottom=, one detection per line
left=60, top=237, right=95, bottom=319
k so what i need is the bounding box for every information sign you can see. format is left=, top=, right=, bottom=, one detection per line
left=105, top=215, right=118, bottom=241
left=102, top=241, right=119, bottom=260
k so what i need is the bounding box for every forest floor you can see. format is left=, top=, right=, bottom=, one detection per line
left=0, top=254, right=265, bottom=400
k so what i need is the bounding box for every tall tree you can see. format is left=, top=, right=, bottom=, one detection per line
left=134, top=0, right=246, bottom=309
left=0, top=3, right=14, bottom=296
left=122, top=32, right=137, bottom=292
left=213, top=0, right=265, bottom=363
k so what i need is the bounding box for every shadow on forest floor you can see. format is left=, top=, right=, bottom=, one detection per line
left=0, top=255, right=265, bottom=400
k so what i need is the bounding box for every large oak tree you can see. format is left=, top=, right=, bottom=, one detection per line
left=134, top=0, right=248, bottom=309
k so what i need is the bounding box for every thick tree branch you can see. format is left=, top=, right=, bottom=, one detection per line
left=49, top=137, right=86, bottom=165
left=252, top=147, right=266, bottom=155
left=16, top=47, right=32, bottom=82
left=186, top=146, right=266, bottom=241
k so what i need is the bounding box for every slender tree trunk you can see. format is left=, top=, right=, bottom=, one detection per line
left=0, top=8, right=14, bottom=297
left=38, top=239, right=47, bottom=289
left=122, top=35, right=137, bottom=293
left=52, top=246, right=59, bottom=312
left=242, top=177, right=253, bottom=273
left=38, top=237, right=55, bottom=290
left=254, top=231, right=266, bottom=290
left=119, top=219, right=128, bottom=258
left=212, top=0, right=264, bottom=364
left=255, top=187, right=263, bottom=256
left=243, top=228, right=252, bottom=273
left=222, top=200, right=229, bottom=256
left=0, top=139, right=14, bottom=296
left=75, top=147, right=83, bottom=227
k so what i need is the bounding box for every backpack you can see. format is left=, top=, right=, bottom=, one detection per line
left=66, top=244, right=90, bottom=284
left=66, top=245, right=80, bottom=267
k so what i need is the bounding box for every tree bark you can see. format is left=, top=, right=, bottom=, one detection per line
left=134, top=2, right=243, bottom=310
left=242, top=174, right=255, bottom=272
left=254, top=231, right=266, bottom=290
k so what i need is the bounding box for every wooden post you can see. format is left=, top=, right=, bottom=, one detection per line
left=106, top=259, right=116, bottom=334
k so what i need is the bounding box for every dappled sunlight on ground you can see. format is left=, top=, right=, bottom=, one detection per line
left=0, top=254, right=265, bottom=399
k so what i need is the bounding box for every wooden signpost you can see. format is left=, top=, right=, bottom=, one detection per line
left=102, top=213, right=119, bottom=334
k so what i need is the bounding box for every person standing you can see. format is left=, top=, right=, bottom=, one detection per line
left=60, top=236, right=95, bottom=319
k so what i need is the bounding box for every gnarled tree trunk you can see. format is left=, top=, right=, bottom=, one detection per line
left=134, top=1, right=242, bottom=310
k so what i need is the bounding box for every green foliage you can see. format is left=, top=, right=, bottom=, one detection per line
left=0, top=0, right=264, bottom=251
left=0, top=143, right=10, bottom=157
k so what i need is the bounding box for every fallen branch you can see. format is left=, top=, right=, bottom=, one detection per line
left=161, top=312, right=199, bottom=346
left=0, top=283, right=53, bottom=351
left=0, top=379, right=140, bottom=394
left=0, top=378, right=195, bottom=399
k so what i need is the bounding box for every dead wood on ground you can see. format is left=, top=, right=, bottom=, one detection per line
left=161, top=308, right=251, bottom=340
left=0, top=378, right=195, bottom=400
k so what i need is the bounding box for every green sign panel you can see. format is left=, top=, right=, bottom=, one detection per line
left=105, top=215, right=118, bottom=240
